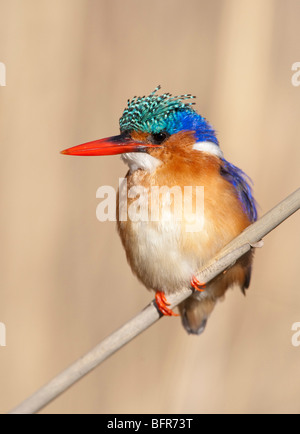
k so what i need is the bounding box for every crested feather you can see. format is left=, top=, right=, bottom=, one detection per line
left=120, top=85, right=195, bottom=133
left=119, top=86, right=219, bottom=145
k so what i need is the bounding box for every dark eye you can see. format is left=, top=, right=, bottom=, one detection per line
left=151, top=131, right=169, bottom=145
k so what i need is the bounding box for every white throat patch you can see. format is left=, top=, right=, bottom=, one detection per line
left=121, top=152, right=162, bottom=173
left=192, top=141, right=223, bottom=158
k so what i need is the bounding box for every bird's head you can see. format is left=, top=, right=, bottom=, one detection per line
left=61, top=86, right=223, bottom=172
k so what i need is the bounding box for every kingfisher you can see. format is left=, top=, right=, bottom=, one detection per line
left=61, top=86, right=257, bottom=335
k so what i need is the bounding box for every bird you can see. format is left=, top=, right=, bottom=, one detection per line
left=61, top=86, right=257, bottom=335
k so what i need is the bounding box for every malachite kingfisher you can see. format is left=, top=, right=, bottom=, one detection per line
left=61, top=86, right=257, bottom=335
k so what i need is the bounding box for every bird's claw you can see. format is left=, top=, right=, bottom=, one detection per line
left=155, top=291, right=179, bottom=316
left=191, top=275, right=206, bottom=292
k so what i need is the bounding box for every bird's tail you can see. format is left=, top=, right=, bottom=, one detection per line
left=178, top=295, right=216, bottom=335
left=178, top=251, right=254, bottom=335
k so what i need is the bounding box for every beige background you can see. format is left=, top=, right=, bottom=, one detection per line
left=0, top=0, right=300, bottom=414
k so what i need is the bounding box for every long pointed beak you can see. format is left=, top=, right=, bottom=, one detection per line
left=61, top=134, right=157, bottom=156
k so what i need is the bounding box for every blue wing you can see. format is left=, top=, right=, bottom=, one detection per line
left=220, top=158, right=257, bottom=222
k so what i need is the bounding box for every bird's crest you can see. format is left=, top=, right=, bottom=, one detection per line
left=119, top=85, right=196, bottom=134
left=119, top=86, right=218, bottom=145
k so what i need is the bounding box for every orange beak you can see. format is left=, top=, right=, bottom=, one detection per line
left=61, top=134, right=157, bottom=156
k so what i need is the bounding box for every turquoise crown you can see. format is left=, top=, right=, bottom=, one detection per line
left=119, top=86, right=218, bottom=144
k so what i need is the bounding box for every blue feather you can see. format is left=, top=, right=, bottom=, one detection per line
left=170, top=110, right=219, bottom=145
left=220, top=159, right=257, bottom=222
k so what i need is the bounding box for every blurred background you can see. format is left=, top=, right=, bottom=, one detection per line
left=0, top=0, right=300, bottom=414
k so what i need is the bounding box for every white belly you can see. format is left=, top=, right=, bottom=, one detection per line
left=119, top=217, right=206, bottom=294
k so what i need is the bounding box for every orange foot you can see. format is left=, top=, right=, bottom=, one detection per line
left=191, top=275, right=206, bottom=292
left=155, top=291, right=179, bottom=317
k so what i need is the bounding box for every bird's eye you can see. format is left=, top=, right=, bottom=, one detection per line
left=151, top=131, right=169, bottom=145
